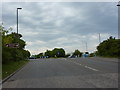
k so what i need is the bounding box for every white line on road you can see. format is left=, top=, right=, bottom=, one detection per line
left=84, top=66, right=98, bottom=71
left=65, top=59, right=98, bottom=72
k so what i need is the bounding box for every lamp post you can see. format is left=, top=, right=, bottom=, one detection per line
left=117, top=1, right=120, bottom=39
left=117, top=1, right=120, bottom=6
left=17, top=8, right=22, bottom=35
left=5, top=8, right=22, bottom=48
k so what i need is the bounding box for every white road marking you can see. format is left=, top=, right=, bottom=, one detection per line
left=85, top=66, right=98, bottom=71
left=65, top=59, right=98, bottom=72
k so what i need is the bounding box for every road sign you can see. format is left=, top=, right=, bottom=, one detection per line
left=5, top=43, right=19, bottom=48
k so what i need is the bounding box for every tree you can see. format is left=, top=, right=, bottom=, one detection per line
left=0, top=25, right=10, bottom=36
left=89, top=53, right=95, bottom=57
left=44, top=50, right=53, bottom=58
left=97, top=36, right=120, bottom=57
left=52, top=48, right=65, bottom=57
left=44, top=48, right=66, bottom=58
left=1, top=25, right=31, bottom=64
left=72, top=49, right=82, bottom=57
left=34, top=53, right=44, bottom=58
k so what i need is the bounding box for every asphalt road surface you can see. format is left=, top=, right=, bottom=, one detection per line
left=3, top=57, right=118, bottom=88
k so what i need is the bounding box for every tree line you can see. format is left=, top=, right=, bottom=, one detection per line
left=1, top=25, right=31, bottom=64
left=2, top=24, right=118, bottom=62
left=33, top=48, right=83, bottom=58
left=33, top=36, right=120, bottom=58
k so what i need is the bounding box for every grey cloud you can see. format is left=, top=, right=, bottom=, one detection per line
left=2, top=2, right=118, bottom=54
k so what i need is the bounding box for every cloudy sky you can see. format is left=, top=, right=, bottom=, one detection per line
left=2, top=2, right=118, bottom=55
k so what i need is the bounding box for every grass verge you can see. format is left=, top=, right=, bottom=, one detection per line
left=2, top=60, right=29, bottom=79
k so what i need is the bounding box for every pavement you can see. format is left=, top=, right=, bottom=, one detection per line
left=2, top=57, right=118, bottom=88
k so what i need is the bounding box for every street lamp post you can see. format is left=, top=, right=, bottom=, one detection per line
left=17, top=8, right=22, bottom=35
left=5, top=8, right=22, bottom=48
left=117, top=1, right=120, bottom=6
left=117, top=1, right=120, bottom=39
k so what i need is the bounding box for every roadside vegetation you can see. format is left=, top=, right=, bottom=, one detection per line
left=96, top=36, right=120, bottom=58
left=33, top=49, right=83, bottom=58
left=33, top=36, right=120, bottom=59
left=1, top=25, right=31, bottom=79
left=2, top=60, right=28, bottom=79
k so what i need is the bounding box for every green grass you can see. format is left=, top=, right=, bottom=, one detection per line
left=2, top=60, right=29, bottom=79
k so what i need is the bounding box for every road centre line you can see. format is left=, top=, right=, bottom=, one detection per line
left=85, top=66, right=98, bottom=71
left=65, top=59, right=98, bottom=72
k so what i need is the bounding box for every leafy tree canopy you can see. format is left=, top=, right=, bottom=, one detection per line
left=97, top=36, right=120, bottom=57
left=72, top=49, right=82, bottom=57
left=1, top=25, right=31, bottom=64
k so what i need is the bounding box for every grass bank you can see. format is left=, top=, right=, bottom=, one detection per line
left=2, top=60, right=29, bottom=79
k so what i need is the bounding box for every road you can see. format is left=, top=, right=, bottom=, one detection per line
left=2, top=57, right=118, bottom=88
